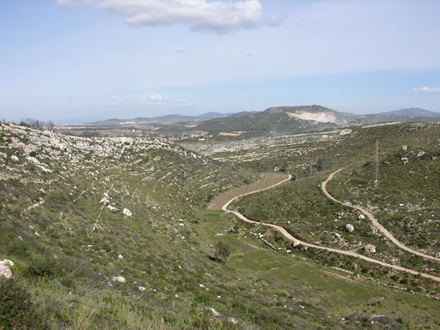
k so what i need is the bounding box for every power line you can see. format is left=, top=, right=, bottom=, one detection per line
left=375, top=140, right=379, bottom=186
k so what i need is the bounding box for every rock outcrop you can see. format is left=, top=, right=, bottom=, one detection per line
left=346, top=224, right=354, bottom=233
left=0, top=260, right=14, bottom=279
left=364, top=245, right=376, bottom=253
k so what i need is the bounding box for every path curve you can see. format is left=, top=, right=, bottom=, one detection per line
left=322, top=169, right=440, bottom=263
left=221, top=174, right=440, bottom=282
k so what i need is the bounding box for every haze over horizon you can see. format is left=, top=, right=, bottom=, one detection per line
left=1, top=0, right=439, bottom=123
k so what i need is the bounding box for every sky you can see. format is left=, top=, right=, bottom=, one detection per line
left=1, top=0, right=440, bottom=123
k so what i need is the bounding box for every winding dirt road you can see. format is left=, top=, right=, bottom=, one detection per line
left=220, top=172, right=440, bottom=282
left=322, top=169, right=440, bottom=263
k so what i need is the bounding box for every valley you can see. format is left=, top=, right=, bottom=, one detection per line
left=1, top=117, right=440, bottom=329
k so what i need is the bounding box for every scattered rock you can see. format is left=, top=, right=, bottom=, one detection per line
left=339, top=129, right=352, bottom=135
left=10, top=155, right=19, bottom=162
left=346, top=224, right=354, bottom=233
left=111, top=276, right=126, bottom=283
left=118, top=255, right=123, bottom=260
left=123, top=208, right=132, bottom=217
left=99, top=197, right=110, bottom=205
left=25, top=156, right=40, bottom=165
left=358, top=214, right=365, bottom=220
left=364, top=244, right=376, bottom=253
left=0, top=260, right=14, bottom=279
left=138, top=286, right=146, bottom=292
left=107, top=205, right=118, bottom=212
left=207, top=307, right=220, bottom=317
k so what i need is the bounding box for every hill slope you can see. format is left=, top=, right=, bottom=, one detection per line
left=381, top=108, right=440, bottom=117
left=195, top=105, right=359, bottom=138
left=2, top=122, right=440, bottom=329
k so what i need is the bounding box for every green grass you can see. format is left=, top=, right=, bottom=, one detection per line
left=2, top=121, right=440, bottom=329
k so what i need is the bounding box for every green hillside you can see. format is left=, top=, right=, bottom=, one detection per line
left=194, top=105, right=358, bottom=138
left=1, top=121, right=440, bottom=329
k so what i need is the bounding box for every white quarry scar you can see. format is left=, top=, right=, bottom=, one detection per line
left=287, top=112, right=337, bottom=123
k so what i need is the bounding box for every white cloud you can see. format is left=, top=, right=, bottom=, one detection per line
left=149, top=94, right=171, bottom=102
left=56, top=0, right=74, bottom=9
left=175, top=98, right=185, bottom=103
left=67, top=95, right=76, bottom=101
left=413, top=87, right=440, bottom=94
left=76, top=0, right=269, bottom=33
left=111, top=96, right=118, bottom=100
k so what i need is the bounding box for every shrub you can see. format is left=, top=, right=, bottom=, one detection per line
left=0, top=277, right=50, bottom=330
left=214, top=241, right=231, bottom=262
left=27, top=256, right=60, bottom=279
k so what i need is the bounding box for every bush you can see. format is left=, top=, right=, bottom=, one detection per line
left=27, top=256, right=60, bottom=279
left=0, top=277, right=50, bottom=329
left=214, top=241, right=231, bottom=262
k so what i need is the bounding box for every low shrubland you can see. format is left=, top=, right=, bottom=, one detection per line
left=2, top=121, right=440, bottom=329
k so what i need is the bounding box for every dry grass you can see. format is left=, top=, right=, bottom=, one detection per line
left=207, top=172, right=289, bottom=210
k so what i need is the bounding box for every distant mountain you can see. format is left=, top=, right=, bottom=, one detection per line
left=380, top=108, right=440, bottom=117
left=194, top=105, right=359, bottom=138
left=94, top=112, right=235, bottom=124
left=340, top=112, right=358, bottom=117
left=150, top=112, right=235, bottom=121
left=349, top=107, right=440, bottom=125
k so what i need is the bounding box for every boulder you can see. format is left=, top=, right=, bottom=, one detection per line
left=123, top=208, right=132, bottom=217
left=0, top=260, right=14, bottom=267
left=358, top=214, right=365, bottom=220
left=111, top=276, right=126, bottom=283
left=0, top=260, right=14, bottom=279
left=10, top=155, right=19, bottom=162
left=0, top=265, right=12, bottom=279
left=107, top=205, right=118, bottom=212
left=364, top=244, right=376, bottom=253
left=346, top=224, right=354, bottom=233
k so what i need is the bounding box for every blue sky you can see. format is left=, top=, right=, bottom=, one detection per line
left=1, top=0, right=440, bottom=123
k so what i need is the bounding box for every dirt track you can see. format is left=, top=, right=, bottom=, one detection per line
left=322, top=169, right=440, bottom=263
left=220, top=171, right=440, bottom=282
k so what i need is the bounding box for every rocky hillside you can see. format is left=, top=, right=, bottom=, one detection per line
left=194, top=105, right=359, bottom=138
left=2, top=121, right=440, bottom=329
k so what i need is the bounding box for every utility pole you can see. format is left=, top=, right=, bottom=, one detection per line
left=375, top=140, right=379, bottom=186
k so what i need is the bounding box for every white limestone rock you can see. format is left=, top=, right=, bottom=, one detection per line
left=123, top=208, right=132, bottom=217
left=99, top=197, right=110, bottom=205
left=346, top=224, right=354, bottom=233
left=111, top=276, right=126, bottom=283
left=0, top=260, right=14, bottom=267
left=25, top=156, right=40, bottom=165
left=10, top=155, right=19, bottom=162
left=364, top=245, right=376, bottom=253
left=358, top=214, right=365, bottom=220
left=107, top=205, right=118, bottom=212
left=0, top=260, right=14, bottom=279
